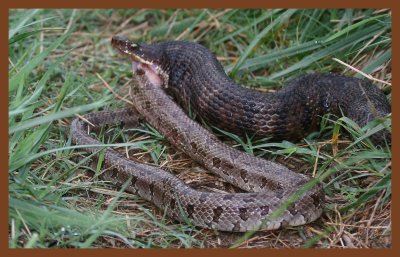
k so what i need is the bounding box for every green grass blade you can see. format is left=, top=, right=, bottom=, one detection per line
left=9, top=32, right=69, bottom=92
left=267, top=20, right=389, bottom=80
left=340, top=172, right=391, bottom=212
left=324, top=13, right=389, bottom=43
left=215, top=9, right=282, bottom=44
left=9, top=101, right=107, bottom=134
left=226, top=39, right=323, bottom=73
left=230, top=9, right=297, bottom=76
left=9, top=27, right=65, bottom=45
left=8, top=9, right=41, bottom=39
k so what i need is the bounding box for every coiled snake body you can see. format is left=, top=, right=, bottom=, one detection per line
left=70, top=36, right=391, bottom=232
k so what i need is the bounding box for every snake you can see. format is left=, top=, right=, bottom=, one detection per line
left=70, top=35, right=391, bottom=232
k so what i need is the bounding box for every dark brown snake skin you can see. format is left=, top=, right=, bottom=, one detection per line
left=70, top=36, right=391, bottom=232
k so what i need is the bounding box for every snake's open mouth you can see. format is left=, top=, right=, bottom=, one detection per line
left=132, top=61, right=163, bottom=87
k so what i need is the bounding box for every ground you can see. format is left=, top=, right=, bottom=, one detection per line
left=8, top=9, right=391, bottom=248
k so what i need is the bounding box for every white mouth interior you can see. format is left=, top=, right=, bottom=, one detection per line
left=132, top=61, right=163, bottom=87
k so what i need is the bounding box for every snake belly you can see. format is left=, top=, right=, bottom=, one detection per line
left=70, top=36, right=390, bottom=232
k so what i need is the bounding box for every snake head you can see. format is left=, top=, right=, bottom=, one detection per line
left=111, top=35, right=168, bottom=87
left=111, top=35, right=162, bottom=65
